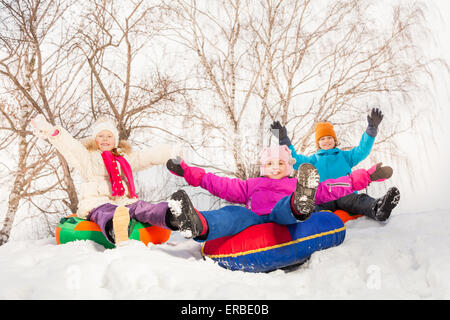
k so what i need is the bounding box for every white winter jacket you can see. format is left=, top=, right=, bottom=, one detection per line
left=48, top=126, right=181, bottom=218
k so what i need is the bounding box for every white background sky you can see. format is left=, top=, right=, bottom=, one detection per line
left=393, top=0, right=450, bottom=213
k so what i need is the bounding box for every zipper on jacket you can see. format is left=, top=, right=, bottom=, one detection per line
left=326, top=182, right=350, bottom=192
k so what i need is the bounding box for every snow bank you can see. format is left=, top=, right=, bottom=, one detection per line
left=0, top=209, right=449, bottom=299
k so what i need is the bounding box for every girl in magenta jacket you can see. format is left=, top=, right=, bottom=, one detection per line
left=164, top=145, right=398, bottom=241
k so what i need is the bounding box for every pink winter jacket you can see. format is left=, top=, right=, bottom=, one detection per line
left=197, top=168, right=371, bottom=215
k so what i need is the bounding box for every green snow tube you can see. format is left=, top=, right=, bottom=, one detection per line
left=55, top=215, right=171, bottom=249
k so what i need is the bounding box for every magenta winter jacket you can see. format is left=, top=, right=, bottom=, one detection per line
left=199, top=169, right=370, bottom=215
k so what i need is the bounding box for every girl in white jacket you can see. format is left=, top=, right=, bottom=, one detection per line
left=31, top=115, right=182, bottom=245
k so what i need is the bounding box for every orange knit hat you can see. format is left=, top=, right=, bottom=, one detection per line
left=315, top=122, right=337, bottom=148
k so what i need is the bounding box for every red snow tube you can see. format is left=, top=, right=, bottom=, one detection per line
left=333, top=209, right=363, bottom=223
left=202, top=210, right=349, bottom=273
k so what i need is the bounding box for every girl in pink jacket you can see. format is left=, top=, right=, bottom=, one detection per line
left=164, top=145, right=398, bottom=241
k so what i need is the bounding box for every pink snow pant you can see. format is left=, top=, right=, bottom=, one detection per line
left=87, top=200, right=169, bottom=243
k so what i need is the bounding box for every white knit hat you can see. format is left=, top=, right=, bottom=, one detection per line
left=91, top=116, right=119, bottom=148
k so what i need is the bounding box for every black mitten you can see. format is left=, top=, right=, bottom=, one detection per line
left=270, top=120, right=292, bottom=146
left=166, top=157, right=185, bottom=177
left=366, top=108, right=384, bottom=137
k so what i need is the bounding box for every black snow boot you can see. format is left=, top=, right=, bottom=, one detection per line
left=370, top=187, right=401, bottom=222
left=167, top=189, right=205, bottom=239
left=291, top=163, right=320, bottom=221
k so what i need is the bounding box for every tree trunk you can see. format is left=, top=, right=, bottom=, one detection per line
left=0, top=132, right=27, bottom=245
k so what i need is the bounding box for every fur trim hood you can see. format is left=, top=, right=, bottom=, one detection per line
left=82, top=138, right=132, bottom=155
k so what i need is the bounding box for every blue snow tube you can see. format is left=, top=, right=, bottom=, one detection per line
left=202, top=211, right=346, bottom=273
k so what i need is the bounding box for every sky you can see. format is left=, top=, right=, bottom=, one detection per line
left=393, top=0, right=450, bottom=213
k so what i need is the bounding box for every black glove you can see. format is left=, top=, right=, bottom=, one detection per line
left=270, top=120, right=292, bottom=146
left=366, top=108, right=383, bottom=137
left=166, top=157, right=185, bottom=177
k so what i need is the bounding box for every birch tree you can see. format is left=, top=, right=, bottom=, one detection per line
left=73, top=0, right=186, bottom=141
left=166, top=0, right=437, bottom=178
left=0, top=0, right=84, bottom=244
left=253, top=0, right=435, bottom=158
left=165, top=0, right=269, bottom=179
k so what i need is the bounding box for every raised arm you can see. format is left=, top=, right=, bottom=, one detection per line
left=315, top=163, right=393, bottom=205
left=342, top=108, right=383, bottom=167
left=167, top=158, right=250, bottom=205
left=31, top=115, right=92, bottom=180
left=128, top=144, right=183, bottom=172
left=270, top=120, right=315, bottom=170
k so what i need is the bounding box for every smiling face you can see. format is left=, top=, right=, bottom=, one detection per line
left=95, top=130, right=116, bottom=152
left=318, top=135, right=336, bottom=150
left=263, top=159, right=288, bottom=180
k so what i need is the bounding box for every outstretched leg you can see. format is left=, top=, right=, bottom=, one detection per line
left=167, top=189, right=205, bottom=239
left=371, top=187, right=400, bottom=221
left=127, top=200, right=170, bottom=229
left=292, top=163, right=320, bottom=220
left=316, top=187, right=400, bottom=222
left=166, top=189, right=266, bottom=241
left=87, top=203, right=129, bottom=245
left=112, top=206, right=130, bottom=245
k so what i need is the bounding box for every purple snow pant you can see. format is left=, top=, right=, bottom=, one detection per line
left=87, top=200, right=169, bottom=243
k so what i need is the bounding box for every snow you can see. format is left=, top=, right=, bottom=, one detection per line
left=167, top=199, right=183, bottom=217
left=1, top=209, right=449, bottom=299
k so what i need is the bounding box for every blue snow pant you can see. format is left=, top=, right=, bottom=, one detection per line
left=196, top=195, right=298, bottom=242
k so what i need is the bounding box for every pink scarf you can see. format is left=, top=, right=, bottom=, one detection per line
left=101, top=151, right=138, bottom=199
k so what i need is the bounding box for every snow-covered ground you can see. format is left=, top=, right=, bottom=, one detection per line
left=1, top=208, right=449, bottom=300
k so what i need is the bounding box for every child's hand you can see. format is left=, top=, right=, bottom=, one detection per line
left=367, top=108, right=383, bottom=128
left=366, top=108, right=384, bottom=137
left=368, top=162, right=393, bottom=182
left=167, top=157, right=205, bottom=187
left=167, top=157, right=185, bottom=177
left=270, top=121, right=291, bottom=146
left=31, top=114, right=54, bottom=139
